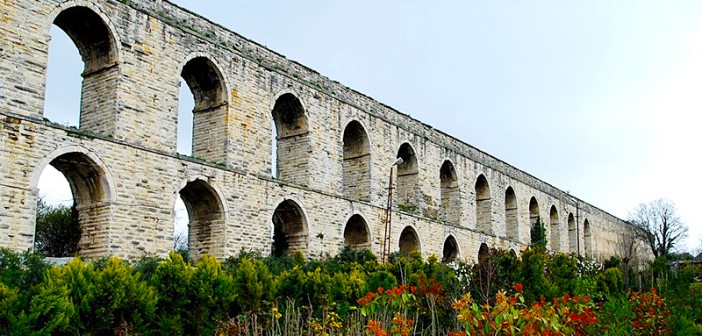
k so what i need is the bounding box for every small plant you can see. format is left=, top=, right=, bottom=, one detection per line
left=397, top=204, right=410, bottom=213
left=630, top=288, right=670, bottom=335
left=358, top=284, right=418, bottom=336
left=452, top=283, right=599, bottom=335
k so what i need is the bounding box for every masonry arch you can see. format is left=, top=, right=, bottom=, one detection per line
left=475, top=174, right=492, bottom=233
left=478, top=242, right=490, bottom=261
left=47, top=4, right=120, bottom=74
left=31, top=147, right=115, bottom=257
left=342, top=214, right=371, bottom=250
left=342, top=120, right=371, bottom=201
left=550, top=206, right=560, bottom=251
left=398, top=225, right=421, bottom=255
left=396, top=143, right=419, bottom=212
left=505, top=187, right=518, bottom=240
left=442, top=235, right=459, bottom=263
left=178, top=178, right=226, bottom=260
left=178, top=55, right=230, bottom=162
left=529, top=197, right=540, bottom=226
left=271, top=92, right=311, bottom=184
left=508, top=249, right=518, bottom=258
left=44, top=5, right=120, bottom=135
left=583, top=219, right=592, bottom=258
left=272, top=199, right=309, bottom=257
left=529, top=197, right=543, bottom=245
left=568, top=213, right=577, bottom=253
left=439, top=160, right=460, bottom=224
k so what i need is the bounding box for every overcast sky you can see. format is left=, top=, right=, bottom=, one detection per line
left=40, top=1, right=702, bottom=252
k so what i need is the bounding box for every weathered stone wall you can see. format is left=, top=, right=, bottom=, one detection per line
left=0, top=0, right=639, bottom=262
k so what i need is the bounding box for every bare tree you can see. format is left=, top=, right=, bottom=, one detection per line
left=471, top=248, right=500, bottom=306
left=173, top=230, right=188, bottom=253
left=628, top=198, right=687, bottom=259
left=617, top=227, right=644, bottom=289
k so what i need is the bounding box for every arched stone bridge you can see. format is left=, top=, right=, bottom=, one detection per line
left=0, top=0, right=634, bottom=261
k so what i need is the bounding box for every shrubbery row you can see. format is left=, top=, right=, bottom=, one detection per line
left=0, top=246, right=699, bottom=335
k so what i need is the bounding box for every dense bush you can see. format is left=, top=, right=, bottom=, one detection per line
left=0, top=246, right=699, bottom=335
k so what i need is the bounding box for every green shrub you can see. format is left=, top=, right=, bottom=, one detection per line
left=131, top=254, right=163, bottom=282
left=669, top=310, right=702, bottom=336
left=604, top=256, right=621, bottom=270
left=149, top=252, right=193, bottom=335
left=275, top=266, right=306, bottom=304
left=302, top=267, right=333, bottom=311
left=329, top=267, right=367, bottom=314
left=596, top=267, right=625, bottom=299
left=518, top=248, right=554, bottom=303
left=232, top=257, right=274, bottom=313
left=491, top=249, right=520, bottom=292
left=571, top=277, right=599, bottom=298
left=187, top=255, right=236, bottom=335
left=599, top=298, right=633, bottom=335
left=0, top=283, right=20, bottom=334
left=365, top=269, right=397, bottom=295
left=15, top=276, right=75, bottom=335
left=334, top=246, right=377, bottom=265
left=222, top=249, right=265, bottom=269
left=0, top=248, right=48, bottom=295
left=664, top=266, right=702, bottom=334
left=47, top=257, right=157, bottom=335
left=550, top=252, right=578, bottom=296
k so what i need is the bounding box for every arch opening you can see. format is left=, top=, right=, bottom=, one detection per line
left=396, top=143, right=419, bottom=212
left=439, top=161, right=460, bottom=224
left=478, top=242, right=490, bottom=261
left=342, top=121, right=371, bottom=201
left=529, top=197, right=540, bottom=227
left=35, top=152, right=112, bottom=257
left=343, top=214, right=371, bottom=250
left=505, top=187, right=518, bottom=240
left=178, top=179, right=224, bottom=260
left=45, top=6, right=119, bottom=135
left=398, top=226, right=420, bottom=255
left=550, top=206, right=560, bottom=251
left=475, top=175, right=492, bottom=233
left=44, top=26, right=81, bottom=127
left=272, top=93, right=310, bottom=183
left=529, top=197, right=545, bottom=246
left=568, top=213, right=577, bottom=253
left=442, top=235, right=459, bottom=263
left=583, top=219, right=592, bottom=258
left=508, top=249, right=518, bottom=258
left=172, top=197, right=189, bottom=254
left=178, top=57, right=228, bottom=162
left=272, top=200, right=309, bottom=257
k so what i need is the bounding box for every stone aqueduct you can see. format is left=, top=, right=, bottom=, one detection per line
left=0, top=0, right=633, bottom=261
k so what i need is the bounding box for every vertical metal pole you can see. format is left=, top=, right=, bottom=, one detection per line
left=382, top=166, right=394, bottom=263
